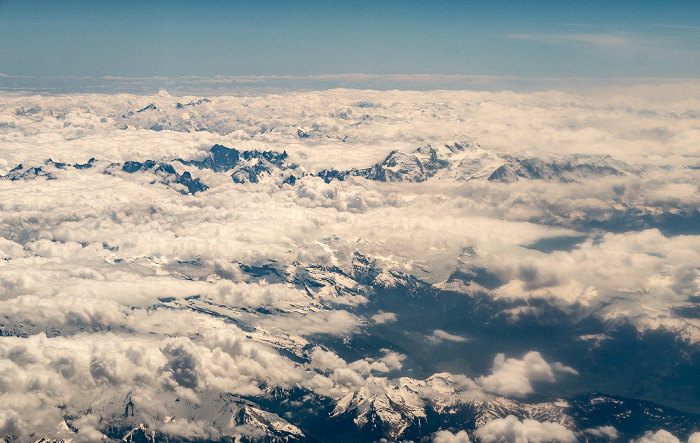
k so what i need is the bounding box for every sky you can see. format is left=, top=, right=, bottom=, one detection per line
left=1, top=0, right=699, bottom=80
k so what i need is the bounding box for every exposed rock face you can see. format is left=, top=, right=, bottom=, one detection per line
left=178, top=144, right=304, bottom=185
left=488, top=164, right=520, bottom=183
left=0, top=164, right=56, bottom=181
left=180, top=143, right=241, bottom=173
left=120, top=159, right=208, bottom=194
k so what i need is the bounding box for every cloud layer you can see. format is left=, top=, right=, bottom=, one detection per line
left=0, top=85, right=698, bottom=439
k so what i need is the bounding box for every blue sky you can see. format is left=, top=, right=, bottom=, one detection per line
left=1, top=0, right=699, bottom=79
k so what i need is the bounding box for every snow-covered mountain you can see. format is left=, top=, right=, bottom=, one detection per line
left=488, top=155, right=640, bottom=183
left=315, top=141, right=641, bottom=185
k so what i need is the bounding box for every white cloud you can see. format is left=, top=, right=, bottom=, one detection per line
left=433, top=429, right=472, bottom=443
left=633, top=430, right=683, bottom=443
left=0, top=410, right=23, bottom=438
left=474, top=415, right=577, bottom=443
left=631, top=431, right=700, bottom=443
left=489, top=229, right=700, bottom=338
left=377, top=349, right=406, bottom=372
left=258, top=310, right=361, bottom=336
left=307, top=347, right=348, bottom=373
left=584, top=425, right=619, bottom=439
left=428, top=329, right=469, bottom=344
left=158, top=418, right=220, bottom=440
left=308, top=347, right=405, bottom=380
left=371, top=310, right=397, bottom=324
left=478, top=352, right=577, bottom=398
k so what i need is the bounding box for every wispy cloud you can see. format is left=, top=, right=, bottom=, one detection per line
left=506, top=32, right=634, bottom=48
left=644, top=24, right=700, bottom=30
left=427, top=329, right=469, bottom=343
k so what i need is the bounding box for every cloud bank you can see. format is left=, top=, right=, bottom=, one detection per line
left=0, top=85, right=698, bottom=439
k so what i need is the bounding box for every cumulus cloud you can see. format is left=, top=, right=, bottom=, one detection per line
left=433, top=429, right=472, bottom=443
left=488, top=229, right=700, bottom=338
left=307, top=347, right=405, bottom=383
left=377, top=349, right=406, bottom=371
left=0, top=410, right=23, bottom=438
left=631, top=430, right=700, bottom=443
left=584, top=425, right=620, bottom=439
left=633, top=430, right=683, bottom=443
left=307, top=347, right=348, bottom=373
left=477, top=352, right=577, bottom=397
left=474, top=415, right=577, bottom=443
left=371, top=310, right=397, bottom=324
left=0, top=323, right=316, bottom=438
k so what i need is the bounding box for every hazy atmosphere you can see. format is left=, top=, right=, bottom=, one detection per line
left=1, top=2, right=699, bottom=442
